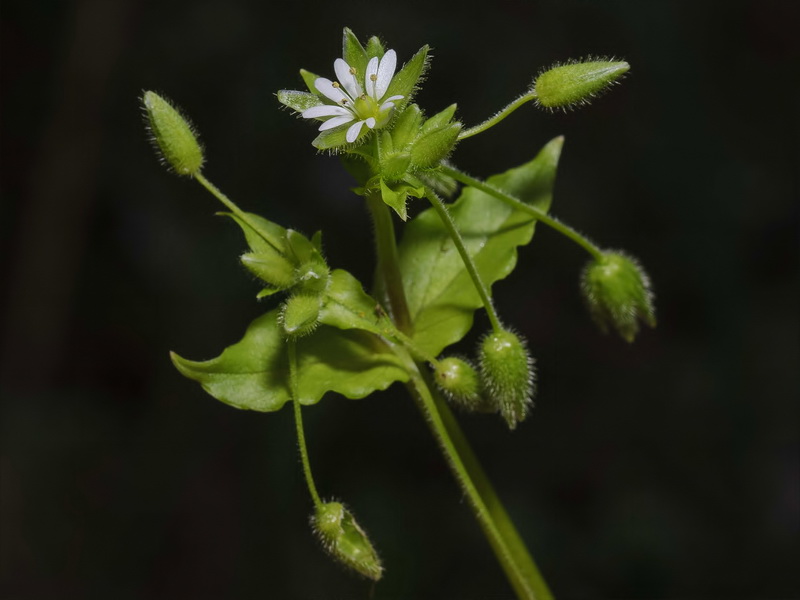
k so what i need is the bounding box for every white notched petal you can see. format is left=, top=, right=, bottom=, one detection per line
left=302, top=105, right=351, bottom=119
left=375, top=49, right=397, bottom=100
left=365, top=117, right=376, bottom=129
left=346, top=120, right=366, bottom=143
left=315, top=78, right=349, bottom=104
left=383, top=95, right=404, bottom=103
left=379, top=101, right=396, bottom=112
left=318, top=115, right=355, bottom=131
left=333, top=58, right=362, bottom=99
left=364, top=56, right=379, bottom=99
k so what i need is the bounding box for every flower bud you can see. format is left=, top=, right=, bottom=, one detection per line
left=581, top=252, right=656, bottom=342
left=434, top=357, right=483, bottom=411
left=409, top=123, right=462, bottom=169
left=534, top=59, right=629, bottom=110
left=312, top=501, right=383, bottom=581
left=240, top=252, right=297, bottom=290
left=296, top=260, right=330, bottom=295
left=280, top=294, right=321, bottom=338
left=478, top=330, right=535, bottom=430
left=142, top=91, right=204, bottom=175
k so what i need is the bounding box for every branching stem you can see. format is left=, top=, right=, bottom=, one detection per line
left=440, top=165, right=604, bottom=260
left=426, top=189, right=503, bottom=333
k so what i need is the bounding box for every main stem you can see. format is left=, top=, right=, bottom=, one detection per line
left=440, top=165, right=604, bottom=260
left=369, top=197, right=553, bottom=600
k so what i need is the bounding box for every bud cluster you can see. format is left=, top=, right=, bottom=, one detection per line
left=434, top=329, right=536, bottom=430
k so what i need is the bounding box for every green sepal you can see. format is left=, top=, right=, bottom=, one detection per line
left=399, top=136, right=563, bottom=357
left=342, top=28, right=368, bottom=77
left=313, top=125, right=368, bottom=151
left=365, top=36, right=385, bottom=60
left=409, top=122, right=462, bottom=170
left=171, top=309, right=409, bottom=411
left=380, top=152, right=412, bottom=182
left=276, top=90, right=322, bottom=113
left=240, top=252, right=297, bottom=289
left=300, top=69, right=323, bottom=96
left=286, top=229, right=319, bottom=265
left=390, top=104, right=422, bottom=150
left=422, top=104, right=457, bottom=133
left=384, top=45, right=430, bottom=109
left=311, top=231, right=324, bottom=254
left=256, top=287, right=282, bottom=300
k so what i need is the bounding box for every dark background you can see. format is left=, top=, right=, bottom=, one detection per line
left=1, top=1, right=797, bottom=598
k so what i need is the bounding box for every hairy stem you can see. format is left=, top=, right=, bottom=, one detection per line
left=289, top=339, right=322, bottom=508
left=366, top=193, right=413, bottom=334
left=426, top=188, right=503, bottom=333
left=441, top=165, right=604, bottom=260
left=459, top=92, right=537, bottom=140
left=369, top=194, right=553, bottom=599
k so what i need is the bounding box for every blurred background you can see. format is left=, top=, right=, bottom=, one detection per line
left=1, top=0, right=797, bottom=598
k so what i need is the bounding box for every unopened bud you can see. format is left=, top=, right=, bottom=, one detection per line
left=409, top=123, right=461, bottom=169
left=240, top=252, right=297, bottom=289
left=479, top=330, right=535, bottom=430
left=312, top=502, right=383, bottom=581
left=434, top=357, right=482, bottom=411
left=581, top=252, right=655, bottom=342
left=280, top=294, right=321, bottom=338
left=142, top=91, right=204, bottom=175
left=534, top=59, right=629, bottom=110
left=296, top=260, right=330, bottom=295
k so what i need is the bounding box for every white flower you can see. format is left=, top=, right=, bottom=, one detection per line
left=302, top=50, right=404, bottom=143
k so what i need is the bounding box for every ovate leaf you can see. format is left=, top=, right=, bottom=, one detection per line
left=320, top=269, right=400, bottom=340
left=398, top=136, right=564, bottom=356
left=171, top=309, right=409, bottom=411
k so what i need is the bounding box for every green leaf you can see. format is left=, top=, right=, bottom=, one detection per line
left=398, top=136, right=564, bottom=356
left=380, top=178, right=415, bottom=221
left=342, top=28, right=368, bottom=77
left=320, top=269, right=400, bottom=340
left=385, top=45, right=430, bottom=109
left=277, top=90, right=322, bottom=113
left=171, top=309, right=409, bottom=411
left=221, top=211, right=287, bottom=256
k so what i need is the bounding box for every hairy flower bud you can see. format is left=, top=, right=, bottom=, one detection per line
left=280, top=294, right=321, bottom=338
left=142, top=91, right=204, bottom=175
left=312, top=502, right=383, bottom=581
left=478, top=330, right=536, bottom=430
left=581, top=252, right=656, bottom=342
left=534, top=59, right=629, bottom=110
left=434, top=357, right=483, bottom=411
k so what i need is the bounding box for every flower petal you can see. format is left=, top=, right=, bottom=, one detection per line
left=379, top=101, right=397, bottom=112
left=334, top=58, right=362, bottom=99
left=375, top=49, right=397, bottom=100
left=302, top=105, right=352, bottom=119
left=315, top=78, right=349, bottom=105
left=318, top=115, right=355, bottom=131
left=346, top=120, right=366, bottom=143
left=365, top=117, right=376, bottom=129
left=364, top=57, right=379, bottom=99
left=383, top=95, right=404, bottom=103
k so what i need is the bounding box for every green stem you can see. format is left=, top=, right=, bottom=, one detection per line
left=459, top=92, right=537, bottom=140
left=366, top=193, right=413, bottom=334
left=194, top=172, right=283, bottom=254
left=368, top=195, right=552, bottom=599
left=425, top=189, right=503, bottom=333
left=441, top=165, right=604, bottom=260
left=289, top=339, right=322, bottom=508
